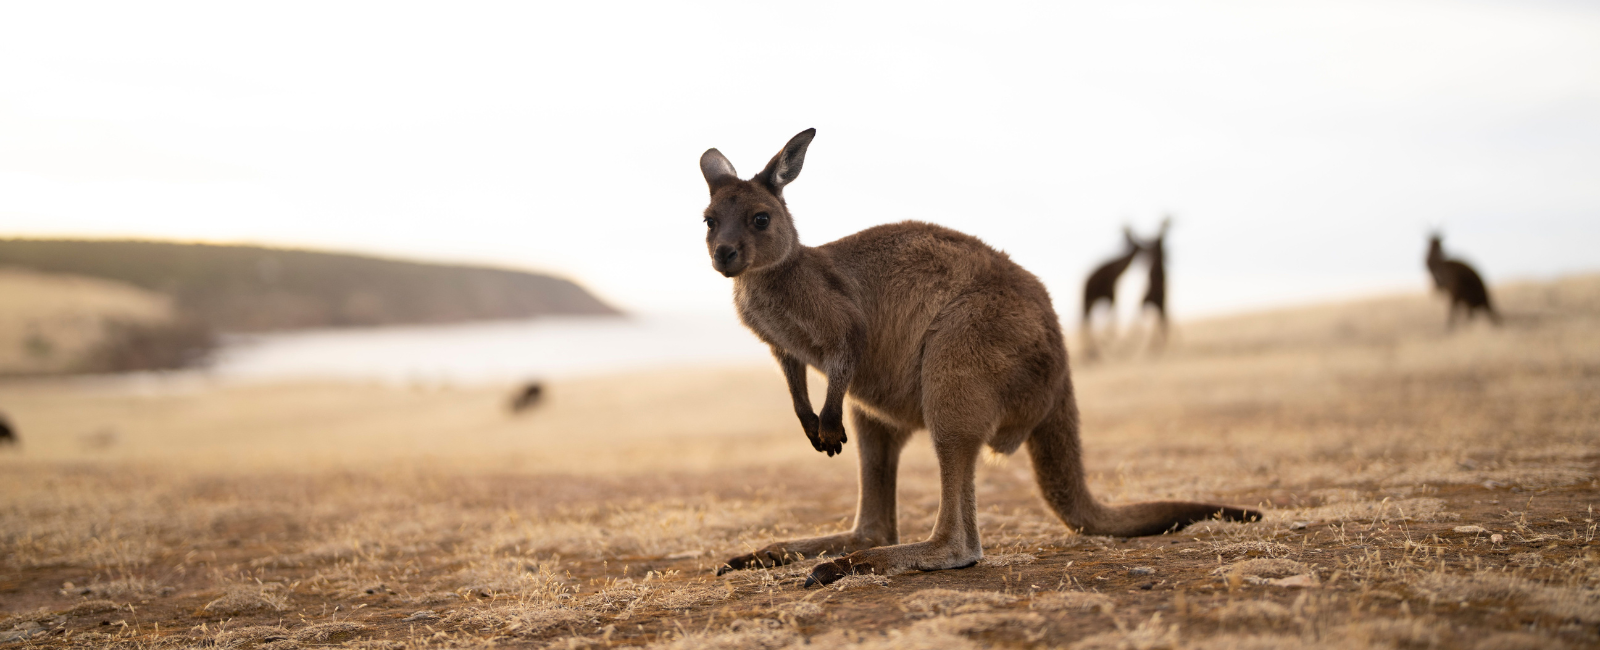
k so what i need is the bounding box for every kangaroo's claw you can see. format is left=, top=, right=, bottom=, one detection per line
left=804, top=554, right=875, bottom=588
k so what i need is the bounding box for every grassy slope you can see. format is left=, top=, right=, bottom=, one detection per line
left=0, top=274, right=1595, bottom=649
left=0, top=239, right=620, bottom=332
left=0, top=269, right=176, bottom=375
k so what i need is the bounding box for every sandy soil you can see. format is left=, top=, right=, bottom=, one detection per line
left=0, top=275, right=1596, bottom=649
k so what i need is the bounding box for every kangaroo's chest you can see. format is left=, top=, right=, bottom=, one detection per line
left=734, top=284, right=829, bottom=367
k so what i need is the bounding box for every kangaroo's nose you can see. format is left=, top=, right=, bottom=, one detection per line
left=715, top=245, right=738, bottom=265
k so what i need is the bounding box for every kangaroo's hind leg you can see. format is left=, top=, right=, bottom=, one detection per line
left=717, top=406, right=911, bottom=575
left=806, top=324, right=1016, bottom=586
left=805, top=395, right=991, bottom=586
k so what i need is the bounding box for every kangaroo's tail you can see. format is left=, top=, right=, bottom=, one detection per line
left=1024, top=390, right=1261, bottom=537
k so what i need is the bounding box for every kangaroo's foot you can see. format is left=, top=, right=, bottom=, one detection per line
left=716, top=531, right=889, bottom=576
left=804, top=540, right=982, bottom=587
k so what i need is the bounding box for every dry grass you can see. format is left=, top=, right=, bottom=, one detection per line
left=0, top=269, right=173, bottom=375
left=0, top=275, right=1596, bottom=649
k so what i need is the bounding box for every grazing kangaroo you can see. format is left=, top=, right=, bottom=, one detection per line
left=1426, top=233, right=1498, bottom=327
left=509, top=381, right=545, bottom=413
left=1080, top=228, right=1142, bottom=358
left=1140, top=217, right=1171, bottom=345
left=700, top=129, right=1261, bottom=587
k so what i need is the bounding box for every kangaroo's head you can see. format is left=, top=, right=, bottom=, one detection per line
left=1427, top=232, right=1445, bottom=263
left=1121, top=226, right=1141, bottom=254
left=1146, top=216, right=1172, bottom=254
left=699, top=128, right=816, bottom=278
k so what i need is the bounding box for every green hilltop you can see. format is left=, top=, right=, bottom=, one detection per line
left=0, top=239, right=620, bottom=332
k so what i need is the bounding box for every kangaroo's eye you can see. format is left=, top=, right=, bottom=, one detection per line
left=704, top=217, right=716, bottom=229
left=753, top=213, right=770, bottom=230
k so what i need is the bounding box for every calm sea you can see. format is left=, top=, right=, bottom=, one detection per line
left=209, top=313, right=771, bottom=384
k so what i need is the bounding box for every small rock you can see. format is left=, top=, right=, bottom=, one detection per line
left=1269, top=574, right=1318, bottom=588
left=1482, top=480, right=1504, bottom=489
left=400, top=611, right=437, bottom=622
left=0, top=622, right=45, bottom=643
left=1453, top=525, right=1487, bottom=534
left=831, top=574, right=891, bottom=591
left=1129, top=566, right=1156, bottom=576
left=1290, top=521, right=1310, bottom=530
left=1490, top=534, right=1504, bottom=544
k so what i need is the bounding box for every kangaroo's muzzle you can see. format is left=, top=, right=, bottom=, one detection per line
left=713, top=245, right=744, bottom=277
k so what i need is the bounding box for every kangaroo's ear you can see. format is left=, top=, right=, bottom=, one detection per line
left=700, top=148, right=738, bottom=192
left=755, top=128, right=816, bottom=194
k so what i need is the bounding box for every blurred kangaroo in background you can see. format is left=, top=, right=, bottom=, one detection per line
left=699, top=129, right=1260, bottom=587
left=509, top=381, right=545, bottom=413
left=1080, top=228, right=1142, bottom=358
left=1426, top=233, right=1498, bottom=328
left=1140, top=217, right=1171, bottom=346
left=0, top=412, right=15, bottom=447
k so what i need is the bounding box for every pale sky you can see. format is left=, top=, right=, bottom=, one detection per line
left=2, top=1, right=1597, bottom=320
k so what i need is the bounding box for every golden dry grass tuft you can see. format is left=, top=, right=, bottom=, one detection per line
left=900, top=588, right=1016, bottom=617
left=0, top=274, right=1597, bottom=648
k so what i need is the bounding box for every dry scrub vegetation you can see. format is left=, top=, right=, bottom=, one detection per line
left=0, top=270, right=174, bottom=376
left=0, top=269, right=213, bottom=376
left=1, top=275, right=1597, bottom=649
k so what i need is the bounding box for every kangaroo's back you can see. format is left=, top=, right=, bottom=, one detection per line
left=823, top=221, right=1053, bottom=319
left=1427, top=234, right=1495, bottom=313
left=819, top=220, right=1065, bottom=428
left=1444, top=261, right=1491, bottom=308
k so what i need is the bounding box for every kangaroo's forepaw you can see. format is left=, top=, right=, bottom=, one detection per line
left=815, top=423, right=847, bottom=457
left=798, top=412, right=825, bottom=453
left=804, top=554, right=876, bottom=588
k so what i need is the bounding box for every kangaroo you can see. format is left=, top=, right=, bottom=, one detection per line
left=509, top=381, right=545, bottom=414
left=1080, top=228, right=1142, bottom=358
left=700, top=129, right=1261, bottom=587
left=1140, top=217, right=1171, bottom=345
left=1426, top=233, right=1498, bottom=328
left=0, top=412, right=14, bottom=447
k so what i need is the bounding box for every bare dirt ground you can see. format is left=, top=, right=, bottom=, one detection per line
left=1, top=275, right=1597, bottom=649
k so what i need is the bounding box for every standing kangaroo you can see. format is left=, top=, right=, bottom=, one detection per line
left=1426, top=233, right=1498, bottom=327
left=1140, top=217, right=1171, bottom=345
left=700, top=129, right=1260, bottom=587
left=1080, top=228, right=1142, bottom=358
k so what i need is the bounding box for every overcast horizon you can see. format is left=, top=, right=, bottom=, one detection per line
left=3, top=1, right=1598, bottom=322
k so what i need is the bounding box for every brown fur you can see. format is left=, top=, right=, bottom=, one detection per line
left=1080, top=229, right=1142, bottom=357
left=509, top=381, right=544, bottom=413
left=1426, top=234, right=1498, bottom=328
left=1140, top=217, right=1171, bottom=345
left=699, top=130, right=1260, bottom=587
